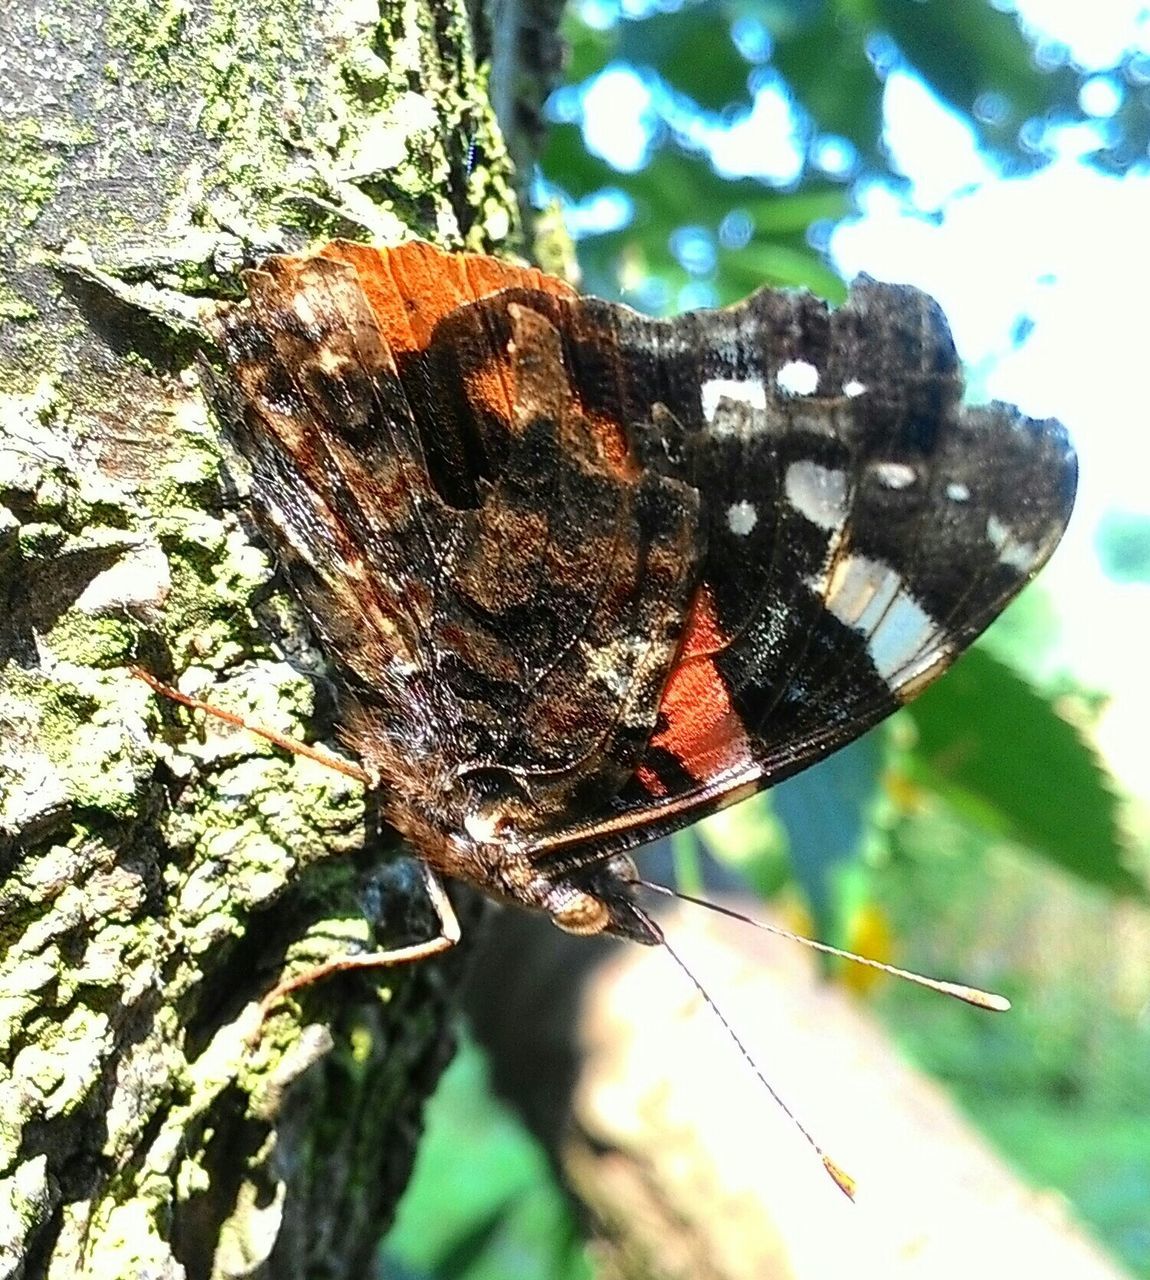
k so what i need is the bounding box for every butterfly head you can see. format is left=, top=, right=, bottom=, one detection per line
left=367, top=751, right=662, bottom=945
left=465, top=817, right=661, bottom=947
left=387, top=778, right=661, bottom=946
left=535, top=853, right=663, bottom=946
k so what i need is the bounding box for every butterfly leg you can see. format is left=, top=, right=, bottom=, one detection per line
left=258, top=862, right=461, bottom=1018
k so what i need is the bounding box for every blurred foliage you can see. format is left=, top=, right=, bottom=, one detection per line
left=1096, top=510, right=1150, bottom=583
left=383, top=1041, right=593, bottom=1280
left=543, top=0, right=1149, bottom=305
left=769, top=732, right=886, bottom=938
left=539, top=133, right=853, bottom=305
left=873, top=824, right=1150, bottom=1276
left=697, top=610, right=1131, bottom=934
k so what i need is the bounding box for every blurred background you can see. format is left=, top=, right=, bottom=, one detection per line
left=382, top=2, right=1150, bottom=1276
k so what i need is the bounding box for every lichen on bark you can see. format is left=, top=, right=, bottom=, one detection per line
left=0, top=0, right=565, bottom=1275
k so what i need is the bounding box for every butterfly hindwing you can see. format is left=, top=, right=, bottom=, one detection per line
left=212, top=245, right=704, bottom=827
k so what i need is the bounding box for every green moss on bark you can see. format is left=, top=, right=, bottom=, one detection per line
left=1, top=0, right=568, bottom=1271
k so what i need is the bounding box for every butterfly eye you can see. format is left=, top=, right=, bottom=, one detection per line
left=551, top=892, right=611, bottom=936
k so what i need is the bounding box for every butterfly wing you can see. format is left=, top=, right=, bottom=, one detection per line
left=433, top=278, right=1078, bottom=865
left=210, top=243, right=701, bottom=826
left=211, top=244, right=1076, bottom=871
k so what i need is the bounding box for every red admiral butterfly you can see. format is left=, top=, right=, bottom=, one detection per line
left=151, top=240, right=1075, bottom=1193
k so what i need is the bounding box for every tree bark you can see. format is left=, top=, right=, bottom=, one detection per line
left=0, top=1, right=560, bottom=1276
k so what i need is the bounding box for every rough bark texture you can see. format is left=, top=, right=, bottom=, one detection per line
left=0, top=0, right=563, bottom=1276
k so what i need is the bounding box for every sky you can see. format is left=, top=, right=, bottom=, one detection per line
left=568, top=0, right=1150, bottom=794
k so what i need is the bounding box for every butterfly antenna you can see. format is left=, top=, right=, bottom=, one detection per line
left=639, top=880, right=1010, bottom=1013
left=652, top=922, right=856, bottom=1200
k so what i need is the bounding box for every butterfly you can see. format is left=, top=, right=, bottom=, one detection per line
left=128, top=239, right=1080, bottom=1196
left=198, top=238, right=1074, bottom=951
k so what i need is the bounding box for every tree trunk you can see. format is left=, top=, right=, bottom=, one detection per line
left=0, top=1, right=561, bottom=1276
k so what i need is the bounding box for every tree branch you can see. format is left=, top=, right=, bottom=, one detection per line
left=466, top=896, right=1132, bottom=1280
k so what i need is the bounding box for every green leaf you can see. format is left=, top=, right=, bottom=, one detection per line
left=720, top=239, right=847, bottom=300
left=618, top=3, right=752, bottom=111
left=874, top=0, right=1080, bottom=158
left=974, top=589, right=1083, bottom=694
left=905, top=647, right=1135, bottom=896
left=740, top=186, right=854, bottom=236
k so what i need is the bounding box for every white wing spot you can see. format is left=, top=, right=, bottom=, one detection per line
left=727, top=500, right=758, bottom=536
left=986, top=515, right=1039, bottom=570
left=776, top=359, right=820, bottom=396
left=315, top=345, right=352, bottom=375
left=947, top=482, right=971, bottom=503
left=785, top=461, right=848, bottom=531
left=872, top=461, right=917, bottom=490
left=701, top=377, right=767, bottom=424
left=583, top=634, right=649, bottom=699
left=843, top=379, right=867, bottom=398
left=818, top=554, right=943, bottom=685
